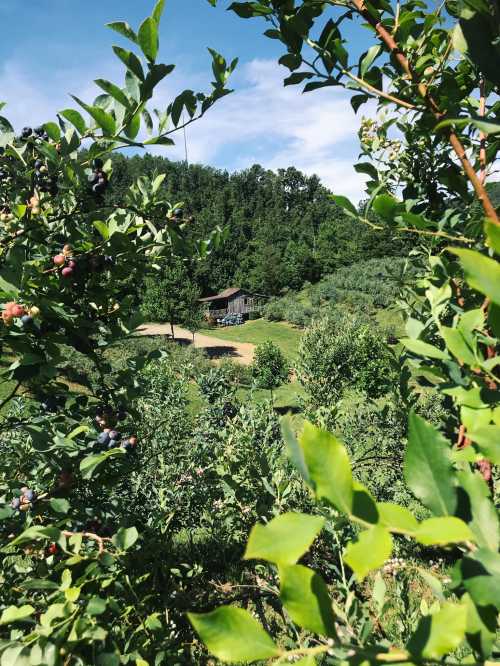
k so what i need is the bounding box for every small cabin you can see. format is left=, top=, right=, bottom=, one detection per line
left=199, top=288, right=263, bottom=320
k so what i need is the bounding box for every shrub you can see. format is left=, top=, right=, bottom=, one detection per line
left=297, top=313, right=396, bottom=406
left=251, top=341, right=290, bottom=390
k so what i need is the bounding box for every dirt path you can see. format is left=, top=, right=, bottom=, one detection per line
left=137, top=323, right=255, bottom=365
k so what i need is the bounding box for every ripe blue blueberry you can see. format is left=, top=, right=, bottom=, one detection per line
left=97, top=431, right=110, bottom=446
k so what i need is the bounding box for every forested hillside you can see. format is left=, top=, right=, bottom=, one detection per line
left=107, top=155, right=411, bottom=294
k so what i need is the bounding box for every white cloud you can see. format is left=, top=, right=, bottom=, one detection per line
left=0, top=55, right=369, bottom=200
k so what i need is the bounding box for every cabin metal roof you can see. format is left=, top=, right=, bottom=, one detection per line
left=199, top=287, right=245, bottom=302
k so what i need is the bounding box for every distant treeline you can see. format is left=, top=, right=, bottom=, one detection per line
left=106, top=154, right=412, bottom=295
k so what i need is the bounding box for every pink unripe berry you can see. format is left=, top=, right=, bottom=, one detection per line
left=53, top=254, right=65, bottom=266
left=68, top=260, right=76, bottom=269
left=11, top=304, right=26, bottom=317
left=61, top=267, right=73, bottom=278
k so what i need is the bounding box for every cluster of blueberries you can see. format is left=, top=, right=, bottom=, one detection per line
left=21, top=126, right=49, bottom=142
left=92, top=428, right=137, bottom=453
left=89, top=158, right=109, bottom=196
left=11, top=487, right=37, bottom=512
left=94, top=407, right=137, bottom=454
left=34, top=159, right=58, bottom=195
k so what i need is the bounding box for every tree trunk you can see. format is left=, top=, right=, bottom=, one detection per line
left=170, top=322, right=175, bottom=340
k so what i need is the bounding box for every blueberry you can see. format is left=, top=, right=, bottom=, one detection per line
left=89, top=171, right=99, bottom=185
left=97, top=431, right=110, bottom=446
left=108, top=430, right=120, bottom=441
left=42, top=132, right=49, bottom=141
left=0, top=171, right=7, bottom=180
left=11, top=497, right=20, bottom=510
left=34, top=159, right=43, bottom=170
left=34, top=126, right=45, bottom=136
left=21, top=315, right=33, bottom=327
left=108, top=439, right=118, bottom=449
left=49, top=185, right=59, bottom=196
left=173, top=208, right=183, bottom=217
left=24, top=489, right=36, bottom=502
left=21, top=127, right=33, bottom=138
left=93, top=158, right=104, bottom=169
left=122, top=440, right=132, bottom=452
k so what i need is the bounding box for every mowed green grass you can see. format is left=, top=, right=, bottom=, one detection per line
left=202, top=319, right=302, bottom=360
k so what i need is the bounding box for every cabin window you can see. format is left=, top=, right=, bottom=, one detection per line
left=244, top=298, right=249, bottom=305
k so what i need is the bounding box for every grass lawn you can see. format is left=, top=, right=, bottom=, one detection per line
left=237, top=380, right=306, bottom=411
left=202, top=319, right=302, bottom=360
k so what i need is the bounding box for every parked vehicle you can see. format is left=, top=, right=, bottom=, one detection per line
left=217, top=313, right=244, bottom=327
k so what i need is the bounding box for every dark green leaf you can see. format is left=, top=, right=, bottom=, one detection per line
left=112, top=46, right=145, bottom=81
left=138, top=17, right=159, bottom=62
left=404, top=412, right=457, bottom=516
left=279, top=565, right=335, bottom=636
left=106, top=21, right=137, bottom=43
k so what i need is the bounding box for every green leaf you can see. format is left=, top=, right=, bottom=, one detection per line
left=485, top=219, right=500, bottom=255
left=138, top=17, right=159, bottom=63
left=441, top=326, right=476, bottom=365
left=404, top=412, right=457, bottom=516
left=377, top=502, right=418, bottom=534
left=80, top=448, right=125, bottom=479
left=106, top=21, right=137, bottom=43
left=372, top=193, right=401, bottom=222
left=49, top=498, right=70, bottom=514
left=449, top=248, right=500, bottom=306
left=352, top=482, right=379, bottom=524
left=407, top=602, right=467, bottom=660
left=244, top=512, right=324, bottom=565
left=112, top=46, right=145, bottom=81
left=10, top=526, right=61, bottom=547
left=466, top=426, right=500, bottom=464
left=435, top=117, right=500, bottom=135
left=0, top=605, right=35, bottom=625
left=343, top=526, right=392, bottom=581
left=463, top=592, right=497, bottom=659
left=188, top=606, right=281, bottom=663
left=459, top=549, right=500, bottom=610
left=93, top=221, right=110, bottom=240
left=71, top=96, right=116, bottom=136
left=331, top=194, right=357, bottom=216
left=372, top=572, right=387, bottom=614
left=279, top=564, right=335, bottom=636
left=125, top=110, right=141, bottom=140
left=414, top=517, right=473, bottom=545
left=152, top=0, right=166, bottom=24
left=281, top=416, right=310, bottom=485
left=94, top=79, right=130, bottom=109
left=457, top=470, right=499, bottom=551
left=359, top=45, right=381, bottom=77
left=400, top=338, right=449, bottom=360
left=87, top=597, right=107, bottom=616
left=112, top=526, right=139, bottom=550
left=299, top=422, right=353, bottom=514
left=43, top=122, right=60, bottom=141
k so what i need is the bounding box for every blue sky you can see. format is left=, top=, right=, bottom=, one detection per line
left=0, top=1, right=370, bottom=199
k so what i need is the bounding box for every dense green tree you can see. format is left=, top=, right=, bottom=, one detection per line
left=107, top=156, right=408, bottom=296
left=142, top=258, right=201, bottom=339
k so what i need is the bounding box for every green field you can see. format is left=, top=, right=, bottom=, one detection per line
left=202, top=319, right=302, bottom=360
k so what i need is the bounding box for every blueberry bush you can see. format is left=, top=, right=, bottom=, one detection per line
left=190, top=0, right=500, bottom=663
left=0, top=2, right=238, bottom=662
